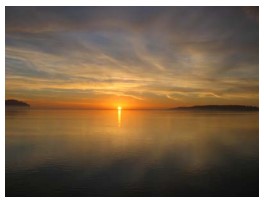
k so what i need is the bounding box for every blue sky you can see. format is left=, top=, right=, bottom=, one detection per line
left=5, top=7, right=259, bottom=108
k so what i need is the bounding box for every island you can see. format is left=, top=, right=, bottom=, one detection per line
left=170, top=105, right=258, bottom=111
left=5, top=99, right=30, bottom=107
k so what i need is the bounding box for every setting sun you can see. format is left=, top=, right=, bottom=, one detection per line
left=5, top=6, right=259, bottom=197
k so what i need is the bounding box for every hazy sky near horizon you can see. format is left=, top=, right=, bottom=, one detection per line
left=6, top=7, right=259, bottom=109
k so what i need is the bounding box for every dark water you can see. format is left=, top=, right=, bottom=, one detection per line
left=5, top=109, right=259, bottom=196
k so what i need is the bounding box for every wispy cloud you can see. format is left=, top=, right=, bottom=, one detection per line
left=5, top=7, right=259, bottom=108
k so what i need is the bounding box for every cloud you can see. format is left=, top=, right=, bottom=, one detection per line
left=5, top=7, right=259, bottom=108
left=242, top=6, right=259, bottom=21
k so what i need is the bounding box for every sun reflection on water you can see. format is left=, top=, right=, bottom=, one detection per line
left=118, top=109, right=122, bottom=127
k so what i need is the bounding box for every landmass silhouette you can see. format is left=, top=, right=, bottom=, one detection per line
left=171, top=105, right=258, bottom=111
left=5, top=99, right=30, bottom=107
left=4, top=100, right=259, bottom=111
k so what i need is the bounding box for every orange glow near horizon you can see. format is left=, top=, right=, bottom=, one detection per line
left=5, top=7, right=259, bottom=109
left=9, top=96, right=183, bottom=110
left=117, top=107, right=122, bottom=127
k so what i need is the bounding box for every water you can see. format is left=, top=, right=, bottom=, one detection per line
left=5, top=109, right=259, bottom=196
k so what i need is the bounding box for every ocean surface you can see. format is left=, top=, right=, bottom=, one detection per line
left=5, top=109, right=259, bottom=197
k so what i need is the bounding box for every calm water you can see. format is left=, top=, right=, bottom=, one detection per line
left=6, top=109, right=259, bottom=196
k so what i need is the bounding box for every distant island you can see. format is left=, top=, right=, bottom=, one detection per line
left=6, top=99, right=30, bottom=107
left=171, top=105, right=258, bottom=111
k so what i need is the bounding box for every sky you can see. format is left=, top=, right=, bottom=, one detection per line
left=5, top=6, right=259, bottom=109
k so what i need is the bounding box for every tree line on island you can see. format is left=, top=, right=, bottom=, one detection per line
left=5, top=99, right=258, bottom=111
left=170, top=105, right=258, bottom=111
left=6, top=99, right=30, bottom=107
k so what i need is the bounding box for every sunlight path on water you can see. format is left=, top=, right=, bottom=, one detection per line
left=117, top=108, right=122, bottom=127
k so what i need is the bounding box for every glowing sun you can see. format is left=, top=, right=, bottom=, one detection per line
left=117, top=106, right=122, bottom=111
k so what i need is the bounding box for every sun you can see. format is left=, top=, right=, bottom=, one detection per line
left=117, top=106, right=122, bottom=110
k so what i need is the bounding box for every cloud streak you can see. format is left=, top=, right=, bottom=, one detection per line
left=5, top=7, right=259, bottom=108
